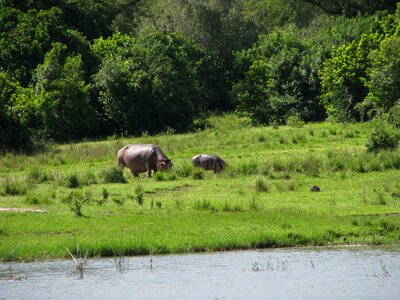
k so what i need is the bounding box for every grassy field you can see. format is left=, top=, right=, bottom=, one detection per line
left=1, top=115, right=400, bottom=261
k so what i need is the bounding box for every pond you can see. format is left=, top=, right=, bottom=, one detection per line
left=1, top=246, right=399, bottom=299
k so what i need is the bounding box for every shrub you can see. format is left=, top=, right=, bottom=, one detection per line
left=286, top=115, right=305, bottom=128
left=96, top=187, right=109, bottom=205
left=63, top=190, right=91, bottom=217
left=135, top=184, right=144, bottom=205
left=100, top=167, right=127, bottom=183
left=366, top=119, right=399, bottom=153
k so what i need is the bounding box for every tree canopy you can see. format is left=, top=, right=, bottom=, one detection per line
left=1, top=0, right=400, bottom=151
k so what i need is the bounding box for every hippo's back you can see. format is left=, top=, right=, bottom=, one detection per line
left=191, top=154, right=225, bottom=173
left=118, top=144, right=157, bottom=171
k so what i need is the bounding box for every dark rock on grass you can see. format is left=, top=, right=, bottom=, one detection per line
left=310, top=186, right=320, bottom=192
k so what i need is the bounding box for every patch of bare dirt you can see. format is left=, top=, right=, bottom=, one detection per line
left=0, top=207, right=46, bottom=213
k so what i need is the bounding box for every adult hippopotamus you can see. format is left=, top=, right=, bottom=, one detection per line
left=117, top=144, right=172, bottom=177
left=191, top=154, right=226, bottom=173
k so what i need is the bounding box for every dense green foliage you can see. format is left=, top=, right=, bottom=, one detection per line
left=92, top=32, right=215, bottom=134
left=1, top=1, right=400, bottom=151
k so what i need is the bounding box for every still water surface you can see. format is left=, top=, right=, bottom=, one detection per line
left=1, top=246, right=399, bottom=299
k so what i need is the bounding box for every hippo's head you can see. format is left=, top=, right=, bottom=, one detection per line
left=157, top=158, right=172, bottom=171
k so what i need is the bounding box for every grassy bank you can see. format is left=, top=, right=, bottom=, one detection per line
left=1, top=115, right=400, bottom=261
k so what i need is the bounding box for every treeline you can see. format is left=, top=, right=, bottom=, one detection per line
left=1, top=0, right=399, bottom=152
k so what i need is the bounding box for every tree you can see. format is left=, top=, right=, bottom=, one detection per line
left=243, top=0, right=322, bottom=30
left=363, top=6, right=400, bottom=116
left=4, top=42, right=99, bottom=142
left=93, top=32, right=212, bottom=135
left=33, top=43, right=97, bottom=140
left=0, top=72, right=31, bottom=152
left=1, top=0, right=145, bottom=39
left=0, top=7, right=65, bottom=85
left=319, top=8, right=398, bottom=121
left=301, top=0, right=398, bottom=16
left=233, top=28, right=325, bottom=125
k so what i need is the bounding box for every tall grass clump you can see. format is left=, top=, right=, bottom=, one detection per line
left=100, top=166, right=127, bottom=183
left=248, top=196, right=261, bottom=211
left=25, top=191, right=54, bottom=205
left=236, top=161, right=259, bottom=175
left=66, top=173, right=80, bottom=188
left=153, top=172, right=166, bottom=181
left=192, top=168, right=205, bottom=180
left=80, top=171, right=97, bottom=186
left=1, top=177, right=30, bottom=195
left=222, top=200, right=242, bottom=212
left=176, top=162, right=193, bottom=177
left=271, top=157, right=286, bottom=173
left=193, top=200, right=216, bottom=211
left=300, top=155, right=323, bottom=176
left=28, top=167, right=53, bottom=183
left=153, top=171, right=177, bottom=181
left=255, top=177, right=269, bottom=192
left=275, top=180, right=296, bottom=192
left=286, top=115, right=304, bottom=128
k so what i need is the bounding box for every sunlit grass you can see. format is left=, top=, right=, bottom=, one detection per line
left=0, top=115, right=399, bottom=261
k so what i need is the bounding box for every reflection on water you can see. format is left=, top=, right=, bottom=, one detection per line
left=1, top=246, right=399, bottom=299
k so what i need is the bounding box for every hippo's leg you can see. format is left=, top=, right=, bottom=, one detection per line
left=131, top=170, right=139, bottom=177
left=146, top=163, right=152, bottom=178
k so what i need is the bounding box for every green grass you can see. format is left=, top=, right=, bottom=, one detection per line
left=0, top=115, right=400, bottom=261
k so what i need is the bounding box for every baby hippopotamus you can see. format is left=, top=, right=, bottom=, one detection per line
left=191, top=154, right=226, bottom=173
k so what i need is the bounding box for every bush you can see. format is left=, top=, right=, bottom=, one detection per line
left=135, top=184, right=144, bottom=205
left=286, top=115, right=305, bottom=128
left=100, top=167, right=127, bottom=183
left=95, top=187, right=109, bottom=205
left=63, top=190, right=91, bottom=217
left=366, top=119, right=399, bottom=153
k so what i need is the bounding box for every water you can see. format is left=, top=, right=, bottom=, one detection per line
left=1, top=246, right=399, bottom=300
